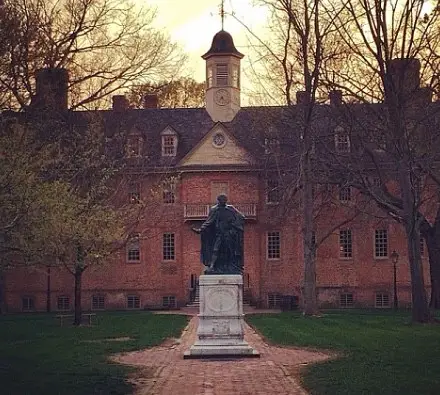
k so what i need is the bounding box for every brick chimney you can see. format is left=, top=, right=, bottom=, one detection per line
left=388, top=58, right=420, bottom=96
left=112, top=95, right=129, bottom=111
left=34, top=68, right=69, bottom=111
left=296, top=91, right=310, bottom=105
left=144, top=94, right=159, bottom=109
left=329, top=90, right=342, bottom=106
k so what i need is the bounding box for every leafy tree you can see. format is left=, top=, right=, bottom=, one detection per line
left=128, top=77, right=205, bottom=108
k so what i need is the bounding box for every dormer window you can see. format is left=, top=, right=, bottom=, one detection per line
left=216, top=63, right=228, bottom=86
left=126, top=135, right=143, bottom=157
left=161, top=128, right=178, bottom=157
left=264, top=138, right=280, bottom=154
left=335, top=126, right=350, bottom=153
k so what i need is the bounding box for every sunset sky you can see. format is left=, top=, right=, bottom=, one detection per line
left=144, top=0, right=268, bottom=84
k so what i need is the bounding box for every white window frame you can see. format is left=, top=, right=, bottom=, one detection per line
left=375, top=293, right=390, bottom=308
left=339, top=229, right=353, bottom=259
left=267, top=231, right=281, bottom=260
left=340, top=293, right=354, bottom=308
left=126, top=135, right=143, bottom=157
left=163, top=232, right=176, bottom=261
left=57, top=295, right=70, bottom=311
left=127, top=295, right=140, bottom=309
left=91, top=295, right=105, bottom=310
left=161, top=128, right=178, bottom=157
left=339, top=185, right=351, bottom=202
left=335, top=126, right=351, bottom=153
left=127, top=233, right=141, bottom=263
left=374, top=229, right=388, bottom=258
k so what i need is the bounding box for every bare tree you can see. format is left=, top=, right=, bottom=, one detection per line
left=0, top=0, right=186, bottom=110
left=321, top=0, right=440, bottom=321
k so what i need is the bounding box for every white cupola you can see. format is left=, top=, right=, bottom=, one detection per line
left=202, top=30, right=244, bottom=122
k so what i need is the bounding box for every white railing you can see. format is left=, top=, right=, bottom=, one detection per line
left=183, top=203, right=257, bottom=219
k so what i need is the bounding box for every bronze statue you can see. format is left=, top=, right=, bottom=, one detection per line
left=192, top=194, right=245, bottom=274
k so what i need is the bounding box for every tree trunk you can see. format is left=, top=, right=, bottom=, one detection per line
left=46, top=266, right=51, bottom=313
left=303, top=151, right=318, bottom=315
left=398, top=165, right=432, bottom=322
left=73, top=268, right=83, bottom=326
left=0, top=271, right=4, bottom=314
left=426, top=230, right=440, bottom=309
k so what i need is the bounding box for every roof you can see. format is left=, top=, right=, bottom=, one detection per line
left=202, top=30, right=244, bottom=59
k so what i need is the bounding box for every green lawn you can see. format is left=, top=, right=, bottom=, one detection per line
left=247, top=310, right=440, bottom=395
left=0, top=311, right=189, bottom=395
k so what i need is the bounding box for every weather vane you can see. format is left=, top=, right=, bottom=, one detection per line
left=220, top=0, right=225, bottom=30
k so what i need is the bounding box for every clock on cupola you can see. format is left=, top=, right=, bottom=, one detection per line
left=202, top=30, right=244, bottom=122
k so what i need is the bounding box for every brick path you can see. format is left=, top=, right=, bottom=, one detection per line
left=112, top=311, right=332, bottom=395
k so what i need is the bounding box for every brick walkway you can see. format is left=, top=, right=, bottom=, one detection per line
left=112, top=312, right=332, bottom=395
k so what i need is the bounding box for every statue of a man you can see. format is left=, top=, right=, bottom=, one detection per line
left=192, top=194, right=245, bottom=274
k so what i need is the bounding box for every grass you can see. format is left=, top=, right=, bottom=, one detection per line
left=0, top=311, right=189, bottom=395
left=247, top=310, right=440, bottom=395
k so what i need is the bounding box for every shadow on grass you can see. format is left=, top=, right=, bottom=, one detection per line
left=0, top=311, right=189, bottom=395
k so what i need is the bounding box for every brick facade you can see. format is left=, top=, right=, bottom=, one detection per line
left=2, top=29, right=434, bottom=313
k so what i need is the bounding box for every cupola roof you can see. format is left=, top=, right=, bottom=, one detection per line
left=202, top=30, right=244, bottom=59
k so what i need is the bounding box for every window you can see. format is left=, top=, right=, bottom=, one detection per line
left=267, top=179, right=281, bottom=204
left=264, top=138, right=280, bottom=154
left=127, top=295, right=140, bottom=309
left=267, top=231, right=281, bottom=259
left=128, top=182, right=141, bottom=204
left=339, top=229, right=352, bottom=258
left=22, top=296, right=35, bottom=311
left=340, top=293, right=354, bottom=307
left=339, top=186, right=351, bottom=202
left=372, top=177, right=381, bottom=187
left=57, top=296, right=70, bottom=311
left=207, top=67, right=213, bottom=88
left=375, top=293, right=390, bottom=308
left=91, top=295, right=105, bottom=310
left=420, top=237, right=425, bottom=256
left=162, top=296, right=176, bottom=308
left=374, top=229, right=388, bottom=258
left=163, top=233, right=175, bottom=261
left=335, top=127, right=350, bottom=153
left=216, top=63, right=228, bottom=86
left=127, top=234, right=140, bottom=263
left=162, top=135, right=176, bottom=156
left=163, top=181, right=175, bottom=204
left=232, top=65, right=239, bottom=88
left=126, top=136, right=142, bottom=157
left=268, top=293, right=282, bottom=308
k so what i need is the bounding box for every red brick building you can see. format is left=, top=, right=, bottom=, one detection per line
left=3, top=30, right=434, bottom=312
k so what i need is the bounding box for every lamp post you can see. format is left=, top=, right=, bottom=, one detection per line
left=390, top=250, right=399, bottom=310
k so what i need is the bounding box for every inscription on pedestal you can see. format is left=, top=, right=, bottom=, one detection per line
left=206, top=288, right=235, bottom=313
left=212, top=320, right=230, bottom=335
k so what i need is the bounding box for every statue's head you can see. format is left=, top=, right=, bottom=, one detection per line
left=217, top=194, right=228, bottom=206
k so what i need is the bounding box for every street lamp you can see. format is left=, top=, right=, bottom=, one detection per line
left=390, top=250, right=399, bottom=310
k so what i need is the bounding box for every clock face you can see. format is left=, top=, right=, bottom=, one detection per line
left=214, top=89, right=230, bottom=106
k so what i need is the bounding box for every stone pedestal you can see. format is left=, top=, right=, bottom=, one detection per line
left=184, top=274, right=259, bottom=358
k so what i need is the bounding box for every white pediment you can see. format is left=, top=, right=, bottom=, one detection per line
left=179, top=124, right=254, bottom=167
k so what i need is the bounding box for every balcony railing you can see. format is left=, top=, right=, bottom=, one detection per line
left=184, top=203, right=257, bottom=220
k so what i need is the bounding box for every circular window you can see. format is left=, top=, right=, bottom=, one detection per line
left=212, top=132, right=226, bottom=148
